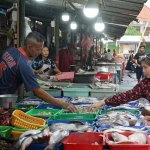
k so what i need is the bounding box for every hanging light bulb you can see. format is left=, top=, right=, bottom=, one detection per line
left=70, top=21, right=77, bottom=30
left=62, top=12, right=70, bottom=21
left=62, top=0, right=70, bottom=21
left=83, top=0, right=99, bottom=18
left=94, top=17, right=105, bottom=32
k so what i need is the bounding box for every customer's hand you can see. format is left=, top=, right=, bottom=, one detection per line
left=62, top=102, right=78, bottom=113
left=88, top=100, right=106, bottom=111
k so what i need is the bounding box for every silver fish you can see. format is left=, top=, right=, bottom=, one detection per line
left=103, top=128, right=125, bottom=133
left=19, top=137, right=33, bottom=150
left=19, top=130, right=41, bottom=139
left=50, top=123, right=76, bottom=132
left=44, top=130, right=69, bottom=150
left=13, top=137, right=27, bottom=149
left=112, top=125, right=146, bottom=132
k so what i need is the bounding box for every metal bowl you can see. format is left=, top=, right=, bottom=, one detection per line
left=0, top=94, right=18, bottom=108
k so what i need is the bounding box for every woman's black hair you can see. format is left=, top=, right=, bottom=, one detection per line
left=140, top=53, right=150, bottom=66
left=140, top=45, right=145, bottom=49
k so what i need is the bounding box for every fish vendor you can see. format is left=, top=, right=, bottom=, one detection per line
left=0, top=31, right=77, bottom=112
left=88, top=53, right=150, bottom=110
left=32, top=46, right=61, bottom=81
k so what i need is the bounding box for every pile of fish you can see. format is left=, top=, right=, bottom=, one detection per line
left=97, top=111, right=146, bottom=133
left=49, top=121, right=93, bottom=132
left=62, top=106, right=96, bottom=114
left=13, top=127, right=69, bottom=150
left=94, top=82, right=119, bottom=90
left=106, top=132, right=147, bottom=144
left=71, top=97, right=99, bottom=104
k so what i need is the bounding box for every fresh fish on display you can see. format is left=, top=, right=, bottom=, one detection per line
left=62, top=106, right=96, bottom=114
left=44, top=130, right=69, bottom=150
left=112, top=125, right=146, bottom=132
left=106, top=132, right=147, bottom=144
left=71, top=97, right=99, bottom=103
left=111, top=132, right=128, bottom=142
left=103, top=128, right=125, bottom=133
left=50, top=123, right=76, bottom=132
left=49, top=123, right=92, bottom=132
left=19, top=137, right=33, bottom=150
left=128, top=132, right=147, bottom=144
left=13, top=127, right=51, bottom=150
left=19, top=130, right=41, bottom=139
left=106, top=105, right=139, bottom=110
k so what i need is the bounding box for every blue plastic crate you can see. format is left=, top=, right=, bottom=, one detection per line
left=17, top=100, right=42, bottom=105
left=71, top=102, right=93, bottom=105
left=24, top=96, right=41, bottom=101
left=26, top=143, right=62, bottom=150
left=96, top=118, right=145, bottom=129
left=48, top=119, right=95, bottom=126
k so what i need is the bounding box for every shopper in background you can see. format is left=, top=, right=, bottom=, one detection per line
left=32, top=46, right=61, bottom=81
left=105, top=49, right=114, bottom=61
left=0, top=31, right=77, bottom=112
left=113, top=49, right=117, bottom=57
left=88, top=53, right=150, bottom=110
left=59, top=43, right=76, bottom=72
left=125, top=50, right=134, bottom=72
left=134, top=45, right=146, bottom=83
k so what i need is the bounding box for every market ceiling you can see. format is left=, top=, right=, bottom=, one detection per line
left=0, top=0, right=147, bottom=39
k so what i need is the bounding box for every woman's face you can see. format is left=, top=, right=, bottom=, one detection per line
left=41, top=47, right=49, bottom=58
left=141, top=61, right=150, bottom=78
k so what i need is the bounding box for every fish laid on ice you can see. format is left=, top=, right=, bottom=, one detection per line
left=44, top=130, right=69, bottom=150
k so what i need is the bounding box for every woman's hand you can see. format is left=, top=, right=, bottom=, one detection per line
left=88, top=100, right=106, bottom=111
left=61, top=102, right=78, bottom=113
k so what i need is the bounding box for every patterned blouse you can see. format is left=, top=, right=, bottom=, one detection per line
left=105, top=78, right=150, bottom=106
left=32, top=54, right=56, bottom=70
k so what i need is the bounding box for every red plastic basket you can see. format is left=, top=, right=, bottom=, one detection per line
left=62, top=132, right=104, bottom=150
left=95, top=73, right=110, bottom=81
left=56, top=72, right=74, bottom=80
left=105, top=132, right=150, bottom=150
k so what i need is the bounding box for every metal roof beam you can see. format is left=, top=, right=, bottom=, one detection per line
left=100, top=6, right=139, bottom=15
left=104, top=0, right=143, bottom=11
left=113, top=0, right=147, bottom=5
left=100, top=10, right=135, bottom=19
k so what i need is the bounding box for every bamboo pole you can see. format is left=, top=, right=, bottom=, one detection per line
left=136, top=22, right=149, bottom=53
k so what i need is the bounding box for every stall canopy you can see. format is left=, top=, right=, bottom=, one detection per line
left=0, top=0, right=147, bottom=39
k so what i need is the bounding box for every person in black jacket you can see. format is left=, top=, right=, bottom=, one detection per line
left=125, top=50, right=134, bottom=72
left=134, top=46, right=146, bottom=83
